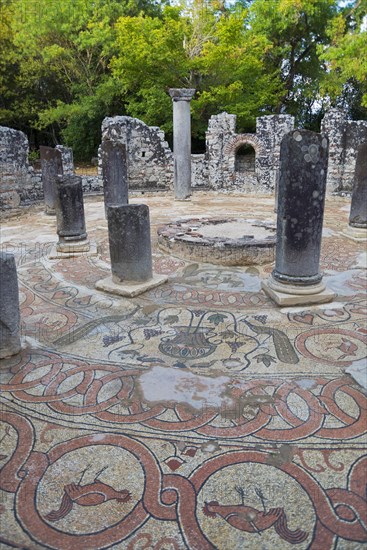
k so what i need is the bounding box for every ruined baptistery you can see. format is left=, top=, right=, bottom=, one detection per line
left=158, top=217, right=276, bottom=266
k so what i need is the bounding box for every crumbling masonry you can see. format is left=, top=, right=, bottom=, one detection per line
left=1, top=109, right=366, bottom=209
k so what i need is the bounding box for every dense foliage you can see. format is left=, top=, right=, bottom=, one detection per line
left=0, top=0, right=365, bottom=159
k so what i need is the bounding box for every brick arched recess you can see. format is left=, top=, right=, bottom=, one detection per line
left=223, top=134, right=266, bottom=183
left=224, top=134, right=266, bottom=158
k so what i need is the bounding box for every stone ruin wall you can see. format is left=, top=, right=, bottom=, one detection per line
left=0, top=126, right=36, bottom=209
left=0, top=129, right=99, bottom=209
left=99, top=112, right=295, bottom=193
left=99, top=110, right=367, bottom=194
left=1, top=108, right=367, bottom=210
left=101, top=116, right=173, bottom=191
left=205, top=112, right=295, bottom=193
left=321, top=108, right=367, bottom=193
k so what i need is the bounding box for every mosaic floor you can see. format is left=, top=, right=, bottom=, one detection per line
left=0, top=193, right=366, bottom=549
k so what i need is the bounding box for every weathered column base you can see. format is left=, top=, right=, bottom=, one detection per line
left=174, top=197, right=192, bottom=202
left=342, top=225, right=367, bottom=242
left=0, top=336, right=22, bottom=360
left=49, top=240, right=98, bottom=259
left=262, top=276, right=335, bottom=306
left=95, top=273, right=167, bottom=298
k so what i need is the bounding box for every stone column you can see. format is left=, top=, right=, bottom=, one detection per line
left=95, top=204, right=167, bottom=297
left=108, top=204, right=152, bottom=282
left=54, top=174, right=90, bottom=253
left=343, top=142, right=367, bottom=241
left=40, top=146, right=63, bottom=214
left=101, top=140, right=128, bottom=211
left=0, top=252, right=21, bottom=358
left=262, top=129, right=335, bottom=306
left=56, top=145, right=74, bottom=174
left=169, top=88, right=195, bottom=200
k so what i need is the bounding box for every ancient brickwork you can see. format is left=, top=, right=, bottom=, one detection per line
left=205, top=112, right=295, bottom=192
left=101, top=116, right=173, bottom=191
left=321, top=108, right=367, bottom=193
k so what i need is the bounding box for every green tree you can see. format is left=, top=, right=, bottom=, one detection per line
left=1, top=0, right=167, bottom=159
left=0, top=1, right=18, bottom=125
left=1, top=0, right=364, bottom=160
left=249, top=0, right=338, bottom=128
left=192, top=8, right=283, bottom=133
left=320, top=0, right=367, bottom=119
left=111, top=2, right=283, bottom=138
left=110, top=7, right=189, bottom=131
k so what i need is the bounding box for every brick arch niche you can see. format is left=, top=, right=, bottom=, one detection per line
left=224, top=134, right=265, bottom=156
left=224, top=134, right=265, bottom=177
left=235, top=143, right=256, bottom=172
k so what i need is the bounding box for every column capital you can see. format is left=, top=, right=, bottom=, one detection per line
left=169, top=88, right=196, bottom=102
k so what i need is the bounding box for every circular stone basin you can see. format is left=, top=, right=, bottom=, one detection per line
left=157, top=217, right=276, bottom=266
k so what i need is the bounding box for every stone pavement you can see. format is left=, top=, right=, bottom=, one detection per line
left=0, top=193, right=366, bottom=549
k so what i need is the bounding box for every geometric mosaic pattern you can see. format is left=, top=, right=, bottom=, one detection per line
left=1, top=194, right=366, bottom=549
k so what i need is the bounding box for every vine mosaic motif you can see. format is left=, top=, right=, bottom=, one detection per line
left=1, top=195, right=366, bottom=549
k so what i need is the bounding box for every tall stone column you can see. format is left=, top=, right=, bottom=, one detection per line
left=0, top=252, right=21, bottom=358
left=40, top=146, right=63, bottom=215
left=343, top=142, right=367, bottom=241
left=262, top=129, right=335, bottom=306
left=95, top=204, right=167, bottom=297
left=101, top=140, right=128, bottom=212
left=54, top=175, right=90, bottom=254
left=169, top=88, right=195, bottom=200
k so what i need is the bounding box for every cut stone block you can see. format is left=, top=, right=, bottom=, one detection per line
left=49, top=242, right=98, bottom=259
left=262, top=277, right=335, bottom=306
left=95, top=273, right=167, bottom=298
left=342, top=225, right=367, bottom=242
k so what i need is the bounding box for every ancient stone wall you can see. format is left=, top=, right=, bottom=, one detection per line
left=256, top=115, right=295, bottom=191
left=100, top=110, right=363, bottom=195
left=321, top=108, right=367, bottom=193
left=0, top=130, right=101, bottom=208
left=0, top=126, right=30, bottom=208
left=101, top=116, right=173, bottom=191
left=191, top=154, right=208, bottom=189
left=2, top=109, right=367, bottom=210
left=205, top=112, right=295, bottom=193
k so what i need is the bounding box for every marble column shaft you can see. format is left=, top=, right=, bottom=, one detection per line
left=107, top=204, right=153, bottom=282
left=0, top=252, right=21, bottom=358
left=40, top=146, right=63, bottom=214
left=55, top=175, right=88, bottom=247
left=101, top=140, right=129, bottom=209
left=273, top=130, right=329, bottom=286
left=169, top=88, right=195, bottom=200
left=349, top=142, right=367, bottom=228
